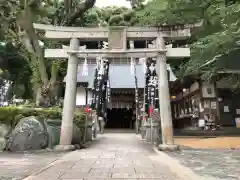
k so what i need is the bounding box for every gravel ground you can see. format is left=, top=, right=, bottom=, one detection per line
left=167, top=148, right=240, bottom=180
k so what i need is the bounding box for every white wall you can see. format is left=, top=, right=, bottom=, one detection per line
left=76, top=87, right=86, bottom=106
left=87, top=91, right=92, bottom=105
left=76, top=87, right=93, bottom=106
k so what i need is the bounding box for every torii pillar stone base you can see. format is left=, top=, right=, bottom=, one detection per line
left=158, top=144, right=180, bottom=151
left=54, top=38, right=79, bottom=152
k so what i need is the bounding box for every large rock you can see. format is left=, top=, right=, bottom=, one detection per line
left=0, top=124, right=11, bottom=151
left=47, top=125, right=61, bottom=148
left=0, top=123, right=11, bottom=137
left=46, top=119, right=61, bottom=148
left=5, top=116, right=48, bottom=152
left=72, top=125, right=83, bottom=145
left=46, top=119, right=85, bottom=147
left=0, top=137, right=6, bottom=151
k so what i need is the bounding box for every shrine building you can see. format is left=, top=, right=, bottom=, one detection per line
left=73, top=63, right=145, bottom=129
left=64, top=62, right=177, bottom=129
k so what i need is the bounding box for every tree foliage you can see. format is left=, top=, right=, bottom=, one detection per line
left=177, top=1, right=240, bottom=82
left=133, top=0, right=240, bottom=83
left=0, top=0, right=97, bottom=105
left=1, top=0, right=240, bottom=101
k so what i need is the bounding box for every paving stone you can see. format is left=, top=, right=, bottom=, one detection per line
left=83, top=179, right=137, bottom=180
left=134, top=167, right=158, bottom=173
left=37, top=171, right=64, bottom=178
left=95, top=159, right=115, bottom=164
left=2, top=132, right=200, bottom=180
left=0, top=152, right=63, bottom=180
left=73, top=159, right=96, bottom=165
left=60, top=172, right=88, bottom=179
left=68, top=167, right=91, bottom=172
left=89, top=168, right=112, bottom=173
left=112, top=173, right=138, bottom=178
left=111, top=168, right=136, bottom=173
left=93, top=164, right=114, bottom=168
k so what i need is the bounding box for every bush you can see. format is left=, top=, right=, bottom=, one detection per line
left=0, top=106, right=88, bottom=128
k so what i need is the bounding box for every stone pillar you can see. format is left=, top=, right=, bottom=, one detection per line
left=156, top=36, right=179, bottom=151
left=55, top=38, right=79, bottom=151
left=141, top=65, right=147, bottom=139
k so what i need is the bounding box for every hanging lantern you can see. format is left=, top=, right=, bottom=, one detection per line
left=130, top=57, right=135, bottom=75
left=99, top=58, right=104, bottom=75
left=143, top=61, right=147, bottom=74
left=82, top=56, right=88, bottom=76
left=96, top=57, right=101, bottom=70
left=167, top=64, right=177, bottom=81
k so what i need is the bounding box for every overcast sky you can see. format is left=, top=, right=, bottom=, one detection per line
left=95, top=0, right=131, bottom=8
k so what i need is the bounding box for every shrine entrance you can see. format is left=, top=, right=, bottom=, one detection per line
left=33, top=24, right=192, bottom=151
left=106, top=108, right=133, bottom=129
left=106, top=90, right=136, bottom=129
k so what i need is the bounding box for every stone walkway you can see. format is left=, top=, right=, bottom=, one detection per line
left=24, top=132, right=190, bottom=180
left=0, top=151, right=63, bottom=180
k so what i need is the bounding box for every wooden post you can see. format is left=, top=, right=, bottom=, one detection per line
left=55, top=38, right=79, bottom=151
left=156, top=36, right=179, bottom=151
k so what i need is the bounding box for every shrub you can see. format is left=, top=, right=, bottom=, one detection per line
left=0, top=106, right=88, bottom=128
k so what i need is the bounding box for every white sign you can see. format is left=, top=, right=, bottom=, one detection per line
left=224, top=106, right=229, bottom=112
left=198, top=119, right=205, bottom=127
left=211, top=102, right=217, bottom=109
left=204, top=101, right=210, bottom=108
left=235, top=118, right=240, bottom=128
left=199, top=102, right=204, bottom=112
left=236, top=109, right=240, bottom=115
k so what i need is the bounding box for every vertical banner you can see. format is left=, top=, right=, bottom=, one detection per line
left=145, top=58, right=158, bottom=116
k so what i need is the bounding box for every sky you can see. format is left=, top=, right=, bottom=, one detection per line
left=95, top=0, right=131, bottom=8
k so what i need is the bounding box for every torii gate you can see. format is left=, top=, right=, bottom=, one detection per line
left=34, top=24, right=191, bottom=151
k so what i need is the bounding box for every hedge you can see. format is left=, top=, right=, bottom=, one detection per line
left=0, top=107, right=88, bottom=128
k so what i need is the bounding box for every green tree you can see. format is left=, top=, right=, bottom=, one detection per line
left=134, top=0, right=240, bottom=85
left=182, top=1, right=240, bottom=79
left=0, top=0, right=96, bottom=105
left=0, top=43, right=32, bottom=98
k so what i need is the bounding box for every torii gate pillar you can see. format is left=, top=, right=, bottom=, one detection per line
left=55, top=38, right=79, bottom=151
left=156, top=36, right=179, bottom=151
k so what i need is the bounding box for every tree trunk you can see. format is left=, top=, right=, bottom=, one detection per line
left=17, top=8, right=56, bottom=107
left=35, top=86, right=41, bottom=106
left=16, top=0, right=96, bottom=106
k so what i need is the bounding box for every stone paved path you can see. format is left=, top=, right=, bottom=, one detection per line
left=0, top=151, right=63, bottom=180
left=25, top=132, right=187, bottom=180
left=167, top=148, right=240, bottom=180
